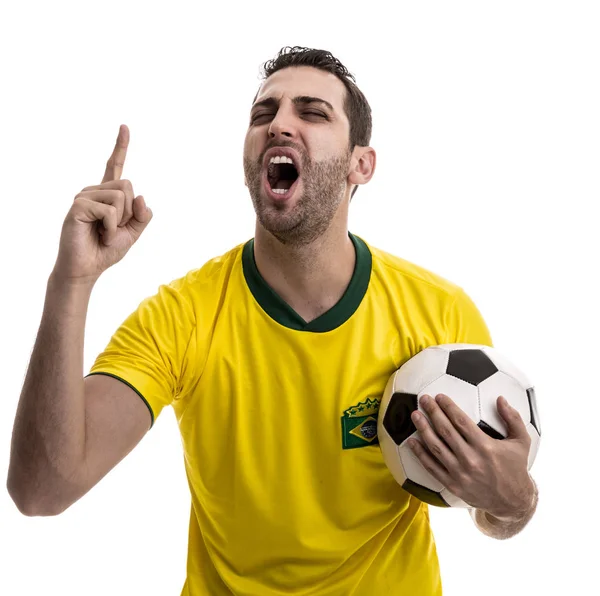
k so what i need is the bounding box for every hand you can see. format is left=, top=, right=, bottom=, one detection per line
left=408, top=393, right=534, bottom=521
left=52, top=124, right=153, bottom=286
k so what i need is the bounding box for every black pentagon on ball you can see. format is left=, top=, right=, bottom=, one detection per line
left=383, top=392, right=418, bottom=445
left=402, top=479, right=451, bottom=507
left=527, top=387, right=541, bottom=435
left=477, top=420, right=505, bottom=440
left=446, top=349, right=498, bottom=386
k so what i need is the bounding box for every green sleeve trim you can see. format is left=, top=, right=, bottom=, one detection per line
left=84, top=372, right=155, bottom=428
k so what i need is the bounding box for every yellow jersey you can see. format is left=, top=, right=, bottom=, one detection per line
left=87, top=232, right=493, bottom=595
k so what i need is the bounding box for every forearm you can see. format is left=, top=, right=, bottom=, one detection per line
left=7, top=272, right=95, bottom=515
left=470, top=476, right=539, bottom=540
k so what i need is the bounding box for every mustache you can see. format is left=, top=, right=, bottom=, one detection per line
left=260, top=141, right=306, bottom=164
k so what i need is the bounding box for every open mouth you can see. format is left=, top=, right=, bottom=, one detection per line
left=267, top=159, right=300, bottom=196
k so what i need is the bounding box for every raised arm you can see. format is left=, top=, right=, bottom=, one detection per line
left=7, top=125, right=154, bottom=515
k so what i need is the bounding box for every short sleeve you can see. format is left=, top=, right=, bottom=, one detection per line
left=85, top=280, right=196, bottom=427
left=444, top=287, right=494, bottom=347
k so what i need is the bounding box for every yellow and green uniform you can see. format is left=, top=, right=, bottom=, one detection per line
left=87, top=232, right=493, bottom=595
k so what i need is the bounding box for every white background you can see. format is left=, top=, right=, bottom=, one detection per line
left=1, top=1, right=598, bottom=594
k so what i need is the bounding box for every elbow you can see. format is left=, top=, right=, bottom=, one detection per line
left=8, top=489, right=67, bottom=517
left=6, top=473, right=67, bottom=518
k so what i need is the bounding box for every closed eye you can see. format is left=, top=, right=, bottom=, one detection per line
left=251, top=111, right=329, bottom=124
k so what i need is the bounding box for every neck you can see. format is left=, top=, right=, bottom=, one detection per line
left=253, top=218, right=356, bottom=323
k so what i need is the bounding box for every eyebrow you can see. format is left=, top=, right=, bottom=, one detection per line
left=251, top=95, right=335, bottom=114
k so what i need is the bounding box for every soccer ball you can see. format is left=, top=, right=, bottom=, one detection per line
left=377, top=343, right=541, bottom=508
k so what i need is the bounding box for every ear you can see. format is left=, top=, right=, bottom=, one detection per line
left=348, top=146, right=376, bottom=188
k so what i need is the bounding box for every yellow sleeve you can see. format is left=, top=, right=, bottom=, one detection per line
left=86, top=279, right=196, bottom=427
left=444, top=287, right=494, bottom=348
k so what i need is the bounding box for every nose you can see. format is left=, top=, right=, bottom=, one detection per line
left=268, top=104, right=297, bottom=140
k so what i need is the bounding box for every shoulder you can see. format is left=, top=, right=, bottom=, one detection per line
left=357, top=235, right=492, bottom=344
left=358, top=235, right=461, bottom=300
left=164, top=240, right=247, bottom=299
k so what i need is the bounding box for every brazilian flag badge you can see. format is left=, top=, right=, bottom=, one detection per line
left=341, top=397, right=381, bottom=449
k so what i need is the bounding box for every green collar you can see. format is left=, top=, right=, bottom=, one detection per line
left=242, top=232, right=372, bottom=332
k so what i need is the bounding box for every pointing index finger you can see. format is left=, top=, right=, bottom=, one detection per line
left=102, top=124, right=130, bottom=183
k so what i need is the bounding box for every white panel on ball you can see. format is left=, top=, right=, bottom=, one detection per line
left=421, top=374, right=479, bottom=422
left=479, top=346, right=534, bottom=392
left=399, top=432, right=445, bottom=492
left=526, top=426, right=541, bottom=469
left=391, top=347, right=449, bottom=394
left=478, top=371, right=529, bottom=436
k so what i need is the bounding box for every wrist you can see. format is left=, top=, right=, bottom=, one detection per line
left=486, top=476, right=537, bottom=523
left=48, top=270, right=98, bottom=292
left=45, top=271, right=96, bottom=318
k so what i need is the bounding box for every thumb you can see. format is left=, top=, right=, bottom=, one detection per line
left=498, top=396, right=529, bottom=440
left=127, top=195, right=153, bottom=237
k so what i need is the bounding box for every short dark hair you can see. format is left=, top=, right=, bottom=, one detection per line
left=255, top=46, right=373, bottom=199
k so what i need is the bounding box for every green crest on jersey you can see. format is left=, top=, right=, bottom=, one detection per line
left=341, top=397, right=381, bottom=449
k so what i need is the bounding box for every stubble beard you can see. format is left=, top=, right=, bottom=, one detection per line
left=243, top=150, right=352, bottom=247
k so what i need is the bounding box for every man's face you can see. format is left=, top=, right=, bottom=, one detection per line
left=243, top=66, right=355, bottom=246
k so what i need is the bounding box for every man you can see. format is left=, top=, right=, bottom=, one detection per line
left=7, top=46, right=537, bottom=595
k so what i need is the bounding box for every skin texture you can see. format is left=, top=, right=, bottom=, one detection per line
left=410, top=393, right=538, bottom=538
left=243, top=66, right=362, bottom=248
left=242, top=66, right=376, bottom=323
left=6, top=127, right=153, bottom=516
left=244, top=147, right=351, bottom=247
